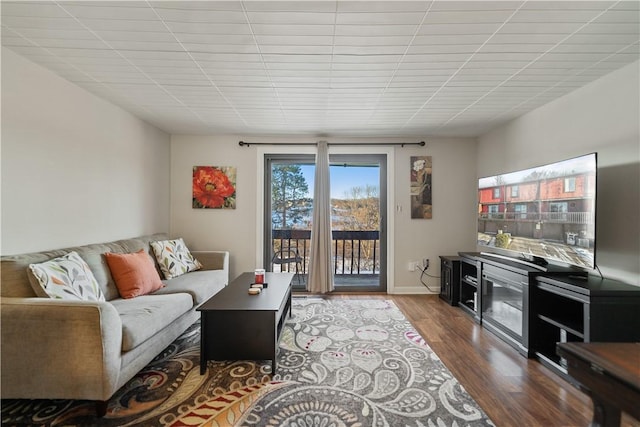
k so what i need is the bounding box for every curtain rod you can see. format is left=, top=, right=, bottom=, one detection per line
left=238, top=140, right=425, bottom=148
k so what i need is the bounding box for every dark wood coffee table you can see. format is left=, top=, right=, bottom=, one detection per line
left=557, top=342, right=640, bottom=427
left=198, top=272, right=294, bottom=375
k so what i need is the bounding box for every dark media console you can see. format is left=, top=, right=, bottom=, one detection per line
left=446, top=252, right=640, bottom=382
left=439, top=256, right=460, bottom=306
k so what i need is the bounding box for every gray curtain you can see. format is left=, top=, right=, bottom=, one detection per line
left=307, top=141, right=334, bottom=293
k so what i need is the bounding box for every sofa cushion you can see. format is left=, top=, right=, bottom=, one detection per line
left=150, top=238, right=202, bottom=280
left=105, top=250, right=164, bottom=299
left=110, top=293, right=192, bottom=351
left=155, top=269, right=227, bottom=305
left=75, top=249, right=120, bottom=301
left=27, top=251, right=106, bottom=302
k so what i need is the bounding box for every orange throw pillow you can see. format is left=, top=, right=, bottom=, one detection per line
left=104, top=250, right=164, bottom=299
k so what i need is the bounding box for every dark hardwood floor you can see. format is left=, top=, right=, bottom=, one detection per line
left=319, top=293, right=639, bottom=427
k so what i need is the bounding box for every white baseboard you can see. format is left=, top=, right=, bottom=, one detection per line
left=390, top=286, right=440, bottom=295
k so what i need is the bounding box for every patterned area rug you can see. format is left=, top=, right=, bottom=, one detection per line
left=2, top=298, right=495, bottom=426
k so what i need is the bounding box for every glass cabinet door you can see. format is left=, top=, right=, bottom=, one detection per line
left=482, top=271, right=524, bottom=339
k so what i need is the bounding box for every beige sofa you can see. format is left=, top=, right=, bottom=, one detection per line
left=0, top=233, right=228, bottom=415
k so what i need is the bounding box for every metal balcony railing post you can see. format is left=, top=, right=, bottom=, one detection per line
left=357, top=239, right=361, bottom=274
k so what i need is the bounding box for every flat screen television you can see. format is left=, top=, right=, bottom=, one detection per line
left=477, top=153, right=597, bottom=270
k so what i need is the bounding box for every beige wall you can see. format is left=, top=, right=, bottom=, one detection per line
left=1, top=47, right=171, bottom=254
left=170, top=135, right=258, bottom=281
left=170, top=135, right=477, bottom=293
left=6, top=39, right=634, bottom=289
left=394, top=137, right=478, bottom=293
left=478, top=60, right=640, bottom=285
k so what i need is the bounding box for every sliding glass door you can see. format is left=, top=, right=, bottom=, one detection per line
left=264, top=153, right=386, bottom=292
left=264, top=154, right=314, bottom=290
left=329, top=155, right=386, bottom=291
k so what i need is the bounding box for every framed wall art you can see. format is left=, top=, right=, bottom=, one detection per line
left=410, top=156, right=432, bottom=219
left=192, top=166, right=236, bottom=209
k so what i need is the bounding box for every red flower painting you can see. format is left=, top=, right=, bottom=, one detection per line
left=192, top=166, right=236, bottom=209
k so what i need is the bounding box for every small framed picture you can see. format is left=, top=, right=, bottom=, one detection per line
left=192, top=166, right=236, bottom=209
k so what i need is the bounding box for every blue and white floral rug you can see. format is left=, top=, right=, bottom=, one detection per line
left=2, top=298, right=495, bottom=426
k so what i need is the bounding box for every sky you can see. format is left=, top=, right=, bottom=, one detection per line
left=300, top=164, right=380, bottom=199
left=478, top=153, right=596, bottom=188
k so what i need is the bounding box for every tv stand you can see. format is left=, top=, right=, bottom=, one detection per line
left=479, top=252, right=548, bottom=272
left=532, top=275, right=640, bottom=381
left=454, top=252, right=640, bottom=386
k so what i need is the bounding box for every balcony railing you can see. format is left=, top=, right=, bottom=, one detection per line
left=479, top=211, right=594, bottom=224
left=271, top=229, right=380, bottom=276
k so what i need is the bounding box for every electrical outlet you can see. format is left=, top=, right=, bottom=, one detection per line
left=408, top=261, right=416, bottom=272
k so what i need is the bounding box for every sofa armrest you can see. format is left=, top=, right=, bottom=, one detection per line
left=192, top=251, right=229, bottom=274
left=0, top=297, right=123, bottom=401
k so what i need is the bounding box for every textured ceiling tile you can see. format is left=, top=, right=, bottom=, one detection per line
left=148, top=1, right=243, bottom=11
left=244, top=1, right=336, bottom=12
left=57, top=4, right=158, bottom=20
left=251, top=24, right=334, bottom=36
left=336, top=12, right=425, bottom=25
left=164, top=22, right=252, bottom=34
left=153, top=8, right=246, bottom=23
left=337, top=2, right=428, bottom=13
left=336, top=24, right=419, bottom=36
left=424, top=10, right=516, bottom=24
left=2, top=0, right=638, bottom=136
left=246, top=11, right=335, bottom=25
left=1, top=2, right=71, bottom=18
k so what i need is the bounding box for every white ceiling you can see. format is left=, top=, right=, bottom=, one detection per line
left=2, top=1, right=639, bottom=137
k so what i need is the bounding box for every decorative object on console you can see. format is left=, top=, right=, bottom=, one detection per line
left=104, top=249, right=165, bottom=298
left=192, top=165, right=236, bottom=209
left=27, top=251, right=105, bottom=301
left=150, top=238, right=202, bottom=279
left=410, top=155, right=432, bottom=219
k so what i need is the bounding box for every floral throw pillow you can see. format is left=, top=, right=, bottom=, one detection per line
left=28, top=251, right=106, bottom=301
left=150, top=238, right=202, bottom=280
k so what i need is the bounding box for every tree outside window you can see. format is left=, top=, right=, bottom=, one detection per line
left=271, top=165, right=311, bottom=230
